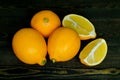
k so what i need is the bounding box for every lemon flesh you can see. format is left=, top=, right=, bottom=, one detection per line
left=62, top=14, right=96, bottom=40
left=79, top=38, right=108, bottom=66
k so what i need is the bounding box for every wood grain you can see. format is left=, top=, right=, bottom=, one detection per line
left=0, top=66, right=120, bottom=79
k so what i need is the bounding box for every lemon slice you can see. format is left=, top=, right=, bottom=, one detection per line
left=79, top=38, right=108, bottom=66
left=62, top=14, right=96, bottom=40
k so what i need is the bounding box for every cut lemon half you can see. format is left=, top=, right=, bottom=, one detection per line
left=62, top=14, right=96, bottom=40
left=79, top=38, right=108, bottom=66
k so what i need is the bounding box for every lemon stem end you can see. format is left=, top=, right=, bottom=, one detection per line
left=51, top=59, right=56, bottom=63
left=43, top=18, right=49, bottom=23
left=38, top=59, right=47, bottom=66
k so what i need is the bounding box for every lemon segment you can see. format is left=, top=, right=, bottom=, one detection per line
left=79, top=38, right=108, bottom=66
left=62, top=14, right=96, bottom=40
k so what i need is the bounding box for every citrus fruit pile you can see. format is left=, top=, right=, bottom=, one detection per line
left=12, top=10, right=108, bottom=66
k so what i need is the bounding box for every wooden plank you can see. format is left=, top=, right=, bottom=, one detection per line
left=0, top=66, right=120, bottom=79
left=0, top=0, right=120, bottom=79
left=0, top=0, right=120, bottom=8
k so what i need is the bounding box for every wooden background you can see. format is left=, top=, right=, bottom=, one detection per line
left=0, top=0, right=120, bottom=79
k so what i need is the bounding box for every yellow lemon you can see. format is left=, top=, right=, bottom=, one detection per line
left=48, top=27, right=81, bottom=62
left=62, top=14, right=96, bottom=40
left=12, top=28, right=47, bottom=66
left=79, top=38, right=108, bottom=66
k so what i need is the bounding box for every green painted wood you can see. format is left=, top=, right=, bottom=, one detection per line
left=0, top=0, right=120, bottom=79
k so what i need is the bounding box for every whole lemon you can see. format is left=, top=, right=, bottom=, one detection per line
left=12, top=28, right=47, bottom=66
left=48, top=27, right=81, bottom=62
left=31, top=10, right=61, bottom=37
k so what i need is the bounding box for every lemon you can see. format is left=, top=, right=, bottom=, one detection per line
left=12, top=28, right=47, bottom=66
left=79, top=38, right=108, bottom=66
left=62, top=14, right=96, bottom=40
left=48, top=27, right=80, bottom=62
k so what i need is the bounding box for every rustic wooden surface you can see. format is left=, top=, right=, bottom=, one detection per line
left=0, top=0, right=120, bottom=79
